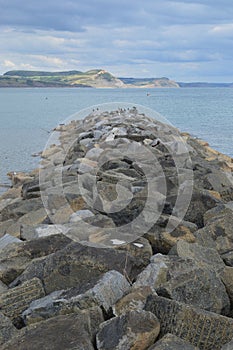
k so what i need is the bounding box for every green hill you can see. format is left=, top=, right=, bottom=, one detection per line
left=0, top=69, right=179, bottom=88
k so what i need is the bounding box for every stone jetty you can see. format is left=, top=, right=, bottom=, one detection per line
left=0, top=107, right=233, bottom=349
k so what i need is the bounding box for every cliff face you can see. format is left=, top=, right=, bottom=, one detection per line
left=0, top=108, right=233, bottom=349
left=0, top=69, right=178, bottom=88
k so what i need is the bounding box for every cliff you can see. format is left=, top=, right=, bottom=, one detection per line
left=0, top=69, right=178, bottom=88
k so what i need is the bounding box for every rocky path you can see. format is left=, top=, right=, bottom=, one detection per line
left=0, top=107, right=233, bottom=349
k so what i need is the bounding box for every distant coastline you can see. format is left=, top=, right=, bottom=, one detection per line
left=0, top=69, right=232, bottom=88
left=0, top=69, right=176, bottom=88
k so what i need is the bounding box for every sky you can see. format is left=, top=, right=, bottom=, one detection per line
left=0, top=0, right=233, bottom=81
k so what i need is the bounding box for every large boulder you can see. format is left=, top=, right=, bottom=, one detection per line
left=2, top=307, right=103, bottom=350
left=0, top=234, right=71, bottom=285
left=148, top=333, right=200, bottom=350
left=145, top=295, right=233, bottom=350
left=11, top=242, right=145, bottom=294
left=169, top=240, right=225, bottom=273
left=135, top=254, right=230, bottom=315
left=0, top=278, right=45, bottom=327
left=0, top=313, right=17, bottom=346
left=96, top=310, right=160, bottom=350
left=23, top=270, right=130, bottom=324
left=198, top=203, right=233, bottom=255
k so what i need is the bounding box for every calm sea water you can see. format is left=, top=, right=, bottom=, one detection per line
left=0, top=87, right=232, bottom=190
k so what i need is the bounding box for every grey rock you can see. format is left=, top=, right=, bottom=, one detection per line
left=145, top=254, right=230, bottom=315
left=193, top=227, right=217, bottom=249
left=0, top=234, right=71, bottom=285
left=85, top=147, right=104, bottom=159
left=149, top=333, right=200, bottom=350
left=21, top=178, right=40, bottom=199
left=116, top=237, right=153, bottom=263
left=0, top=220, right=15, bottom=237
left=222, top=251, right=233, bottom=267
left=1, top=198, right=43, bottom=222
left=145, top=215, right=197, bottom=254
left=20, top=224, right=70, bottom=240
left=69, top=209, right=95, bottom=223
left=134, top=255, right=168, bottom=289
left=113, top=286, right=155, bottom=316
left=0, top=280, right=8, bottom=293
left=0, top=234, right=22, bottom=251
left=96, top=310, right=160, bottom=350
left=200, top=205, right=233, bottom=254
left=0, top=278, right=45, bottom=324
left=169, top=240, right=225, bottom=273
left=145, top=295, right=233, bottom=350
left=3, top=307, right=103, bottom=350
left=221, top=339, right=233, bottom=350
left=23, top=270, right=130, bottom=324
left=11, top=242, right=145, bottom=294
left=221, top=267, right=233, bottom=306
left=22, top=290, right=65, bottom=325
left=0, top=313, right=17, bottom=346
left=184, top=189, right=221, bottom=228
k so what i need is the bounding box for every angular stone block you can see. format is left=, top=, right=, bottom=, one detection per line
left=0, top=278, right=45, bottom=321
left=145, top=295, right=233, bottom=350
left=96, top=310, right=160, bottom=350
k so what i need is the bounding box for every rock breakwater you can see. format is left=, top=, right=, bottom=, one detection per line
left=0, top=106, right=233, bottom=349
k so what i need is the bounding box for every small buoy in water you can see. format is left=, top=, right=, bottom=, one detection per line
left=147, top=93, right=150, bottom=96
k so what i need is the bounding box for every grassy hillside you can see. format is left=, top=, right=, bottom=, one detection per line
left=0, top=69, right=179, bottom=88
left=1, top=69, right=125, bottom=88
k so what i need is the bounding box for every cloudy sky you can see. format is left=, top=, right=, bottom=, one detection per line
left=0, top=0, right=233, bottom=81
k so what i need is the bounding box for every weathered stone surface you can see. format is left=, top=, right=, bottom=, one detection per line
left=0, top=280, right=8, bottom=293
left=16, top=207, right=48, bottom=226
left=145, top=295, right=233, bottom=350
left=23, top=290, right=65, bottom=325
left=221, top=339, right=233, bottom=350
left=0, top=234, right=71, bottom=285
left=69, top=209, right=95, bottom=223
left=169, top=240, right=225, bottom=273
left=0, top=234, right=22, bottom=251
left=193, top=227, right=217, bottom=250
left=148, top=333, right=200, bottom=350
left=184, top=189, right=221, bottom=228
left=21, top=178, right=40, bottom=199
left=134, top=255, right=168, bottom=289
left=96, top=310, right=160, bottom=350
left=4, top=222, right=22, bottom=238
left=145, top=215, right=197, bottom=254
left=3, top=307, right=103, bottom=350
left=221, top=267, right=233, bottom=306
left=141, top=254, right=230, bottom=315
left=0, top=278, right=45, bottom=324
left=20, top=223, right=70, bottom=240
left=113, top=286, right=154, bottom=316
left=23, top=270, right=130, bottom=324
left=0, top=198, right=43, bottom=222
left=0, top=313, right=17, bottom=346
left=11, top=242, right=145, bottom=294
left=49, top=205, right=73, bottom=224
left=199, top=204, right=233, bottom=254
left=0, top=220, right=15, bottom=238
left=222, top=251, right=233, bottom=267
left=116, top=237, right=153, bottom=263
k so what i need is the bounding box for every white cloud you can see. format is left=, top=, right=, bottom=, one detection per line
left=3, top=59, right=16, bottom=68
left=0, top=0, right=233, bottom=81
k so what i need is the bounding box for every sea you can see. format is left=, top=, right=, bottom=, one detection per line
left=0, top=87, right=232, bottom=192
